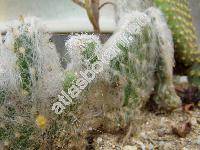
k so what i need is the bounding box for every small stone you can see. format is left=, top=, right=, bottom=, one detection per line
left=157, top=129, right=166, bottom=137
left=123, top=145, right=137, bottom=150
left=159, top=141, right=165, bottom=146
left=191, top=117, right=197, bottom=126
left=149, top=143, right=154, bottom=150
left=160, top=117, right=166, bottom=126
left=140, top=132, right=147, bottom=139
left=163, top=143, right=173, bottom=150
left=0, top=123, right=5, bottom=128
left=196, top=136, right=200, bottom=145
left=4, top=140, right=9, bottom=146
left=197, top=118, right=200, bottom=124
left=97, top=137, right=103, bottom=144
left=112, top=145, right=116, bottom=148
left=179, top=76, right=188, bottom=83
left=198, top=102, right=200, bottom=107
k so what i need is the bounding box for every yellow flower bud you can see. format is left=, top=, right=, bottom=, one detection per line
left=36, top=115, right=47, bottom=129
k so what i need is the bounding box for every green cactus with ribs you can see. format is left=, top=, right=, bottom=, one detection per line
left=154, top=0, right=200, bottom=86
left=14, top=28, right=36, bottom=96
left=106, top=11, right=180, bottom=109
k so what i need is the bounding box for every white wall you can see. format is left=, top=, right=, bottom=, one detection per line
left=0, top=0, right=116, bottom=32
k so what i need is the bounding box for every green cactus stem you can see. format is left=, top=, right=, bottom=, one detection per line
left=154, top=0, right=200, bottom=86
left=14, top=35, right=34, bottom=95
left=82, top=42, right=99, bottom=64
left=0, top=121, right=39, bottom=150
left=105, top=11, right=181, bottom=109
left=63, top=71, right=77, bottom=92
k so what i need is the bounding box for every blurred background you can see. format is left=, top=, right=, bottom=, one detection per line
left=0, top=0, right=199, bottom=65
left=0, top=0, right=116, bottom=33
left=0, top=0, right=199, bottom=39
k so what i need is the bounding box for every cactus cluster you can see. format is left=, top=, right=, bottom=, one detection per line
left=56, top=11, right=181, bottom=148
left=65, top=11, right=181, bottom=112
left=154, top=0, right=200, bottom=86
left=0, top=7, right=184, bottom=148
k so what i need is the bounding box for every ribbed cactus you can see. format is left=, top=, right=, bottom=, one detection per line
left=0, top=8, right=184, bottom=148
left=14, top=26, right=36, bottom=96
left=0, top=18, right=63, bottom=149
left=65, top=34, right=101, bottom=72
left=101, top=10, right=180, bottom=109
left=5, top=18, right=63, bottom=100
left=64, top=34, right=101, bottom=92
left=64, top=11, right=181, bottom=114
left=154, top=0, right=200, bottom=86
left=107, top=17, right=158, bottom=107
left=57, top=11, right=181, bottom=148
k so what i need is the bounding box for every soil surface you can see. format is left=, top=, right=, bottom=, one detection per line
left=94, top=107, right=200, bottom=150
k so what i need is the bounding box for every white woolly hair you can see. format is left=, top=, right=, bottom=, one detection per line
left=23, top=17, right=64, bottom=100
left=98, top=11, right=159, bottom=88
left=65, top=34, right=102, bottom=73
left=0, top=35, right=21, bottom=95
left=1, top=17, right=63, bottom=102
left=145, top=7, right=175, bottom=79
left=115, top=0, right=153, bottom=23
left=101, top=11, right=152, bottom=65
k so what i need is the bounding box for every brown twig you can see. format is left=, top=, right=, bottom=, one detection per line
left=72, top=0, right=86, bottom=8
left=98, top=2, right=115, bottom=10
left=72, top=0, right=100, bottom=33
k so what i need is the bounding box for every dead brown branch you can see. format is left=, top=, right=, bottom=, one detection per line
left=98, top=2, right=115, bottom=10
left=72, top=0, right=86, bottom=8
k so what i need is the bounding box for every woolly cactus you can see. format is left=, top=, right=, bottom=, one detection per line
left=145, top=7, right=181, bottom=109
left=115, top=0, right=153, bottom=23
left=63, top=34, right=102, bottom=94
left=14, top=27, right=36, bottom=96
left=154, top=0, right=200, bottom=86
left=55, top=11, right=181, bottom=148
left=0, top=33, right=21, bottom=104
left=63, top=11, right=181, bottom=118
left=0, top=7, right=184, bottom=148
left=3, top=18, right=63, bottom=100
left=65, top=34, right=101, bottom=72
left=0, top=18, right=63, bottom=149
left=100, top=10, right=180, bottom=109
